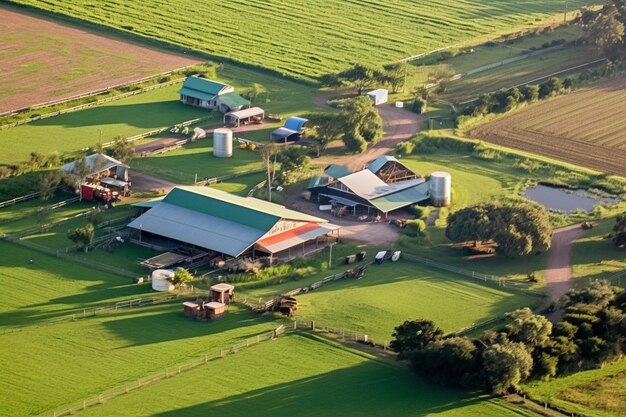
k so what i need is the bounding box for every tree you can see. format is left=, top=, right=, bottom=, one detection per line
left=561, top=280, right=618, bottom=310
left=112, top=137, right=135, bottom=163
left=340, top=96, right=383, bottom=153
left=382, top=62, right=407, bottom=93
left=39, top=171, right=61, bottom=201
left=171, top=267, right=194, bottom=286
left=482, top=339, right=533, bottom=394
left=306, top=113, right=345, bottom=156
left=410, top=336, right=480, bottom=387
left=276, top=146, right=310, bottom=185
left=506, top=308, right=553, bottom=350
left=390, top=319, right=444, bottom=359
left=445, top=204, right=494, bottom=247
left=35, top=206, right=52, bottom=232
left=337, top=64, right=384, bottom=95
left=585, top=6, right=625, bottom=60
left=613, top=211, right=626, bottom=247
left=67, top=224, right=95, bottom=252
left=63, top=157, right=90, bottom=201
left=260, top=143, right=278, bottom=201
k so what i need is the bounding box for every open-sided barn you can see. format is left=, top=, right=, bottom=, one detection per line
left=128, top=186, right=340, bottom=261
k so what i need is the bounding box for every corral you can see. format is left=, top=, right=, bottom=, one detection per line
left=469, top=77, right=626, bottom=177
left=0, top=5, right=201, bottom=114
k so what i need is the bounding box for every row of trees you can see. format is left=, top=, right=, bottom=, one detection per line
left=391, top=281, right=626, bottom=394
left=320, top=63, right=407, bottom=95
left=445, top=203, right=553, bottom=256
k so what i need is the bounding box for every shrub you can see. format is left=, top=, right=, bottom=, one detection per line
left=396, top=141, right=415, bottom=156
left=406, top=219, right=427, bottom=236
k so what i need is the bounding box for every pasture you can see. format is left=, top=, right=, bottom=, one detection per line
left=468, top=77, right=626, bottom=177
left=0, top=64, right=315, bottom=165
left=68, top=333, right=539, bottom=417
left=0, top=5, right=201, bottom=114
left=524, top=358, right=626, bottom=417
left=294, top=262, right=540, bottom=343
left=8, top=0, right=599, bottom=81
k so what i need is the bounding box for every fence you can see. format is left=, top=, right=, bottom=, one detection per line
left=0, top=186, right=64, bottom=209
left=194, top=168, right=266, bottom=186
left=45, top=324, right=287, bottom=417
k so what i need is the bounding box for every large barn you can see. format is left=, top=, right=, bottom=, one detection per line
left=129, top=186, right=340, bottom=262
left=178, top=76, right=250, bottom=113
left=308, top=155, right=450, bottom=217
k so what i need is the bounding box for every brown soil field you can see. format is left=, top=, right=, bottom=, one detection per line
left=469, top=77, right=626, bottom=177
left=0, top=6, right=202, bottom=113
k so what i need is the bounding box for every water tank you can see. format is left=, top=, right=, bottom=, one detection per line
left=151, top=269, right=175, bottom=292
left=429, top=171, right=451, bottom=207
left=213, top=128, right=233, bottom=158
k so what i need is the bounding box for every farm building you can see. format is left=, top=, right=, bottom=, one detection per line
left=60, top=153, right=131, bottom=202
left=367, top=89, right=388, bottom=106
left=307, top=156, right=451, bottom=217
left=272, top=116, right=308, bottom=142
left=223, top=106, right=265, bottom=127
left=178, top=76, right=250, bottom=113
left=128, top=186, right=340, bottom=264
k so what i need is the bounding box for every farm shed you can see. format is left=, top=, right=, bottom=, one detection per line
left=128, top=186, right=340, bottom=262
left=210, top=283, right=235, bottom=304
left=178, top=76, right=250, bottom=113
left=271, top=116, right=308, bottom=143
left=224, top=107, right=265, bottom=127
left=60, top=153, right=131, bottom=201
left=308, top=156, right=432, bottom=217
left=367, top=89, right=388, bottom=106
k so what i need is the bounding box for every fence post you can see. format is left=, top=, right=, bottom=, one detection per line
left=311, top=320, right=315, bottom=330
left=293, top=320, right=297, bottom=330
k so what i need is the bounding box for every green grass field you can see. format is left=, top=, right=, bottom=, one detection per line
left=294, top=262, right=540, bottom=343
left=524, top=358, right=626, bottom=417
left=0, top=64, right=315, bottom=165
left=9, top=0, right=599, bottom=81
left=69, top=333, right=539, bottom=417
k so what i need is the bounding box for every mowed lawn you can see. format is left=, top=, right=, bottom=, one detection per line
left=294, top=262, right=540, bottom=343
left=0, top=303, right=279, bottom=417
left=10, top=0, right=599, bottom=80
left=73, top=333, right=539, bottom=417
left=524, top=358, right=626, bottom=417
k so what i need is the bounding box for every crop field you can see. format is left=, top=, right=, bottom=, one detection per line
left=469, top=77, right=626, bottom=177
left=0, top=5, right=201, bottom=113
left=294, top=262, right=540, bottom=343
left=67, top=333, right=538, bottom=417
left=0, top=64, right=314, bottom=166
left=441, top=45, right=602, bottom=103
left=8, top=0, right=599, bottom=81
left=525, top=358, right=626, bottom=417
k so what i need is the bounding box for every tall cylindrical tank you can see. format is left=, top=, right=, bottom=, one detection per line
left=213, top=128, right=233, bottom=158
left=429, top=171, right=451, bottom=207
left=151, top=269, right=175, bottom=292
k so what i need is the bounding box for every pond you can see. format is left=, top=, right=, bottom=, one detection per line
left=524, top=184, right=621, bottom=213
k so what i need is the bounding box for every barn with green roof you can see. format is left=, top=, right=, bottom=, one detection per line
left=178, top=76, right=250, bottom=113
left=128, top=186, right=340, bottom=261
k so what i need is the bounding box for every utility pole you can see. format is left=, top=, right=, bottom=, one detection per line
left=564, top=0, right=568, bottom=25
left=328, top=241, right=336, bottom=269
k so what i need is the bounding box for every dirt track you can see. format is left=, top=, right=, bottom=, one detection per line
left=544, top=224, right=587, bottom=322
left=0, top=5, right=202, bottom=113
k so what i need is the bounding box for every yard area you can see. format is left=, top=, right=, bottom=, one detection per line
left=68, top=333, right=539, bottom=417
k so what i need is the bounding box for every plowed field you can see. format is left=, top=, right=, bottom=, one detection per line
left=0, top=6, right=201, bottom=113
left=469, top=77, right=626, bottom=177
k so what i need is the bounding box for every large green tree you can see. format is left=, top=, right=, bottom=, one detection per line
left=390, top=319, right=443, bottom=359
left=277, top=146, right=310, bottom=185
left=506, top=308, right=553, bottom=351
left=581, top=1, right=626, bottom=60
left=613, top=211, right=626, bottom=247
left=482, top=339, right=533, bottom=394
left=337, top=64, right=384, bottom=95
left=410, top=336, right=480, bottom=387
left=340, top=96, right=383, bottom=153
left=67, top=224, right=95, bottom=252
left=305, top=113, right=345, bottom=156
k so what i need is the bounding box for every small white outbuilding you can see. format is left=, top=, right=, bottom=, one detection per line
left=367, top=89, right=388, bottom=106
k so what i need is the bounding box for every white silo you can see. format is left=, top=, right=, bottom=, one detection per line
left=151, top=269, right=175, bottom=292
left=429, top=171, right=451, bottom=207
left=213, top=128, right=233, bottom=158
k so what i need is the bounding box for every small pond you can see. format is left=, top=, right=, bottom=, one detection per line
left=524, top=184, right=621, bottom=213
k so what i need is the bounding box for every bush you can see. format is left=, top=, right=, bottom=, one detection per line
left=405, top=219, right=427, bottom=236
left=395, top=141, right=415, bottom=156
left=411, top=205, right=430, bottom=219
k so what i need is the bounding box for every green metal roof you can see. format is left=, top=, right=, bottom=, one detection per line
left=132, top=197, right=164, bottom=208
left=324, top=164, right=351, bottom=179
left=178, top=87, right=216, bottom=102
left=218, top=92, right=250, bottom=109
left=164, top=186, right=327, bottom=231
left=370, top=182, right=430, bottom=212
left=182, top=76, right=229, bottom=95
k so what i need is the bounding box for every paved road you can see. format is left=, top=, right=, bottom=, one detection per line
left=544, top=224, right=587, bottom=322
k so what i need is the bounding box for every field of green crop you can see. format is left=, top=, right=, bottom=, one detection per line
left=525, top=358, right=626, bottom=417
left=69, top=333, right=539, bottom=417
left=294, top=262, right=540, bottom=343
left=9, top=0, right=600, bottom=81
left=0, top=64, right=315, bottom=165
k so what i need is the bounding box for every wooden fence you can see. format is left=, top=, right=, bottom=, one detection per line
left=45, top=324, right=287, bottom=417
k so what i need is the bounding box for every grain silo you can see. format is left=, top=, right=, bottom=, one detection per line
left=151, top=269, right=175, bottom=292
left=213, top=128, right=233, bottom=158
left=429, top=171, right=451, bottom=207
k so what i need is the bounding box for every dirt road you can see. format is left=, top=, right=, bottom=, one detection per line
left=131, top=172, right=177, bottom=193
left=544, top=224, right=587, bottom=322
